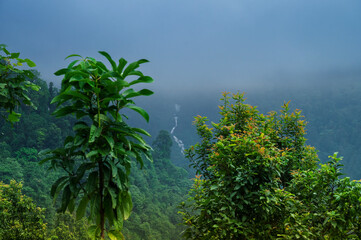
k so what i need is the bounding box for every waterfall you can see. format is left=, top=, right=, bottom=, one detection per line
left=170, top=104, right=185, bottom=154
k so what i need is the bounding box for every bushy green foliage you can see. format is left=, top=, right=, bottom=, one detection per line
left=0, top=180, right=46, bottom=240
left=180, top=92, right=361, bottom=239
left=41, top=52, right=154, bottom=239
left=0, top=44, right=40, bottom=124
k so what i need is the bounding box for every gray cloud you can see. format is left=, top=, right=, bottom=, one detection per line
left=1, top=0, right=360, bottom=94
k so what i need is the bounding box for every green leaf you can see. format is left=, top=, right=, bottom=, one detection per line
left=89, top=125, right=102, bottom=143
left=76, top=196, right=90, bottom=220
left=54, top=68, right=69, bottom=76
left=129, top=76, right=154, bottom=86
left=68, top=59, right=80, bottom=69
left=51, top=176, right=68, bottom=198
left=60, top=185, right=71, bottom=212
left=99, top=51, right=117, bottom=71
left=94, top=114, right=111, bottom=124
left=26, top=83, right=41, bottom=91
left=10, top=52, right=20, bottom=58
left=63, top=89, right=90, bottom=102
left=138, top=89, right=154, bottom=96
left=122, top=62, right=139, bottom=77
left=24, top=58, right=36, bottom=67
left=52, top=106, right=75, bottom=117
left=126, top=105, right=149, bottom=122
left=132, top=128, right=151, bottom=137
left=118, top=58, right=127, bottom=73
left=127, top=70, right=144, bottom=77
left=65, top=54, right=82, bottom=60
left=104, top=135, right=115, bottom=149
left=86, top=150, right=99, bottom=158
left=108, top=230, right=124, bottom=240
left=7, top=111, right=21, bottom=123
left=120, top=191, right=132, bottom=220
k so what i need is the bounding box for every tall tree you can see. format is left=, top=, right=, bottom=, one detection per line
left=40, top=52, right=154, bottom=239
left=0, top=44, right=40, bottom=124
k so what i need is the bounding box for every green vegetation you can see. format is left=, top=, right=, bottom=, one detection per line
left=180, top=92, right=361, bottom=239
left=0, top=180, right=46, bottom=240
left=40, top=52, right=154, bottom=239
left=0, top=44, right=40, bottom=124
left=1, top=46, right=361, bottom=239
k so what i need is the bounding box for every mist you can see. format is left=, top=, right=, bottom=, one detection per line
left=1, top=0, right=360, bottom=94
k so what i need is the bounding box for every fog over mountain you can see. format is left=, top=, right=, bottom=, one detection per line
left=2, top=0, right=361, bottom=177
left=1, top=0, right=360, bottom=93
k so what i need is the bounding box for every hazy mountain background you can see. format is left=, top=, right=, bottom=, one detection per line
left=1, top=1, right=361, bottom=238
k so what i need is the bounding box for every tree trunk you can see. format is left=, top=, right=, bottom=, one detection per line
left=98, top=160, right=105, bottom=239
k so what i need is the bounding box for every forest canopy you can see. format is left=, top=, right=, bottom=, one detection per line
left=1, top=46, right=361, bottom=239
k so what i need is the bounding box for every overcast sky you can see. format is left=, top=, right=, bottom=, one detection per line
left=1, top=0, right=361, bottom=95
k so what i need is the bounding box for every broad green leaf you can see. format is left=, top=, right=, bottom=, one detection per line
left=60, top=185, right=71, bottom=212
left=73, top=121, right=89, bottom=131
left=129, top=76, right=154, bottom=86
left=118, top=58, right=127, bottom=73
left=108, top=230, right=124, bottom=240
left=122, top=62, right=139, bottom=77
left=51, top=93, right=72, bottom=105
left=86, top=150, right=99, bottom=158
left=127, top=70, right=144, bottom=77
left=120, top=191, right=132, bottom=220
left=104, top=135, right=115, bottom=149
left=52, top=106, right=76, bottom=117
left=89, top=125, right=102, bottom=143
left=50, top=176, right=68, bottom=198
left=126, top=105, right=149, bottom=122
left=10, top=52, right=20, bottom=58
left=24, top=58, right=36, bottom=67
left=132, top=127, right=151, bottom=137
left=64, top=90, right=90, bottom=102
left=94, top=114, right=111, bottom=124
left=99, top=51, right=117, bottom=71
left=96, top=61, right=109, bottom=71
left=25, top=83, right=41, bottom=91
left=68, top=59, right=80, bottom=69
left=76, top=196, right=90, bottom=220
left=138, top=89, right=154, bottom=96
left=86, top=171, right=98, bottom=194
left=54, top=68, right=69, bottom=76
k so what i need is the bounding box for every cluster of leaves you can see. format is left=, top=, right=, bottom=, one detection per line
left=179, top=92, right=361, bottom=239
left=0, top=44, right=40, bottom=123
left=40, top=52, right=154, bottom=239
left=0, top=180, right=46, bottom=240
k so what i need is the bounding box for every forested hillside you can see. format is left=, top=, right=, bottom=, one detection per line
left=1, top=50, right=361, bottom=239
left=133, top=75, right=361, bottom=180
left=0, top=73, right=190, bottom=239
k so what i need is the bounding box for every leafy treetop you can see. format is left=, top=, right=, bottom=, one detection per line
left=180, top=92, right=361, bottom=239
left=0, top=44, right=40, bottom=124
